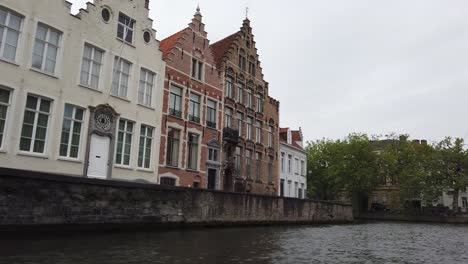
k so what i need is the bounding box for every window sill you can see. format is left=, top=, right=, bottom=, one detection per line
left=188, top=120, right=201, bottom=126
left=78, top=84, right=103, bottom=93
left=30, top=68, right=59, bottom=79
left=116, top=38, right=136, bottom=48
left=186, top=168, right=199, bottom=172
left=137, top=168, right=154, bottom=173
left=0, top=57, right=20, bottom=67
left=17, top=151, right=48, bottom=159
left=110, top=94, right=131, bottom=103
left=165, top=165, right=180, bottom=170
left=137, top=103, right=155, bottom=110
left=168, top=114, right=184, bottom=121
left=114, top=164, right=133, bottom=170
left=58, top=157, right=83, bottom=163
left=190, top=77, right=204, bottom=85
left=206, top=125, right=218, bottom=131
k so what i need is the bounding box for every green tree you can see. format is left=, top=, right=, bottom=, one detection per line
left=432, top=137, right=468, bottom=211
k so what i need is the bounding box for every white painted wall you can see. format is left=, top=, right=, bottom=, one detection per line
left=0, top=0, right=165, bottom=183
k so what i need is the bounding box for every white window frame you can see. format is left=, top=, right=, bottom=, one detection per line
left=0, top=87, right=11, bottom=149
left=32, top=23, right=62, bottom=74
left=59, top=104, right=84, bottom=159
left=117, top=13, right=135, bottom=44
left=0, top=7, right=23, bottom=62
left=138, top=124, right=153, bottom=169
left=237, top=112, right=243, bottom=137
left=226, top=76, right=233, bottom=99
left=237, top=82, right=243, bottom=103
left=187, top=132, right=200, bottom=170
left=247, top=117, right=253, bottom=140
left=188, top=92, right=201, bottom=123
left=281, top=152, right=285, bottom=173
left=111, top=57, right=131, bottom=98
left=191, top=58, right=203, bottom=81
left=138, top=68, right=155, bottom=107
left=268, top=125, right=273, bottom=147
left=255, top=120, right=262, bottom=143
left=115, top=119, right=134, bottom=166
left=19, top=95, right=52, bottom=154
left=80, top=43, right=104, bottom=90
left=225, top=107, right=232, bottom=128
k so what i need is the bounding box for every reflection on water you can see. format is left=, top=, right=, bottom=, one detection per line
left=0, top=223, right=467, bottom=264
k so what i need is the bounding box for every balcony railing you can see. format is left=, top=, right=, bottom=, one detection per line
left=189, top=115, right=200, bottom=124
left=169, top=108, right=182, bottom=118
left=223, top=127, right=239, bottom=144
left=206, top=120, right=217, bottom=129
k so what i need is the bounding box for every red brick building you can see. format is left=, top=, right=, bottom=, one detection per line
left=211, top=18, right=280, bottom=195
left=157, top=8, right=223, bottom=189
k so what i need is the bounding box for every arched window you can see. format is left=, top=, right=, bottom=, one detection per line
left=160, top=177, right=177, bottom=186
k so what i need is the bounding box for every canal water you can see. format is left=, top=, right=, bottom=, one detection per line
left=0, top=222, right=467, bottom=264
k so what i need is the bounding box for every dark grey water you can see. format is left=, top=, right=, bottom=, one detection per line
left=0, top=222, right=467, bottom=264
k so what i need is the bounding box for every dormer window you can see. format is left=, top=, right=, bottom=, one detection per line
left=117, top=13, right=135, bottom=44
left=191, top=58, right=203, bottom=81
left=238, top=49, right=246, bottom=71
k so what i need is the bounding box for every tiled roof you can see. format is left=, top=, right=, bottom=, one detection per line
left=159, top=28, right=187, bottom=58
left=279, top=127, right=289, bottom=134
left=210, top=32, right=239, bottom=65
left=291, top=130, right=302, bottom=142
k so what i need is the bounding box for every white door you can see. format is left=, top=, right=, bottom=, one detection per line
left=87, top=134, right=110, bottom=179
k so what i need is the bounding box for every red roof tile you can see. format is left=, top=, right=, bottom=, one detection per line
left=210, top=32, right=239, bottom=65
left=159, top=28, right=187, bottom=58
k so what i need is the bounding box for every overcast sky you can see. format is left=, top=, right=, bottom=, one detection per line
left=70, top=0, right=468, bottom=144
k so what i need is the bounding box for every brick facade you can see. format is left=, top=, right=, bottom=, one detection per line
left=211, top=19, right=281, bottom=195
left=158, top=8, right=224, bottom=189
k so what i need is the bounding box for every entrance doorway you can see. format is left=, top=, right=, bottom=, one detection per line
left=207, top=168, right=217, bottom=190
left=87, top=134, right=110, bottom=179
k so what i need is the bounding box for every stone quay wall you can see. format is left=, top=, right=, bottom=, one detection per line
left=358, top=212, right=468, bottom=224
left=0, top=168, right=353, bottom=230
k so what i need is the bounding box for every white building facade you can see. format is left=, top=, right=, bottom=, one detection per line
left=0, top=0, right=165, bottom=183
left=278, top=128, right=307, bottom=198
left=435, top=190, right=468, bottom=213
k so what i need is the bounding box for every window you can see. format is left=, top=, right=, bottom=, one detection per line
left=288, top=180, right=292, bottom=197
left=300, top=183, right=305, bottom=199
left=208, top=148, right=218, bottom=162
left=59, top=104, right=84, bottom=158
left=189, top=93, right=201, bottom=123
left=295, top=158, right=299, bottom=174
left=80, top=44, right=103, bottom=89
left=281, top=152, right=285, bottom=173
left=288, top=154, right=292, bottom=173
left=255, top=152, right=261, bottom=180
left=280, top=179, right=285, bottom=197
left=115, top=119, right=134, bottom=166
left=237, top=112, right=243, bottom=137
left=111, top=57, right=131, bottom=98
left=237, top=82, right=244, bottom=104
left=224, top=107, right=232, bottom=128
left=255, top=120, right=262, bottom=143
left=206, top=99, right=217, bottom=128
left=268, top=125, right=273, bottom=147
left=268, top=156, right=273, bottom=183
left=248, top=59, right=256, bottom=76
left=246, top=117, right=253, bottom=140
left=19, top=95, right=51, bottom=153
left=294, top=182, right=298, bottom=198
left=301, top=160, right=305, bottom=176
left=226, top=76, right=233, bottom=99
left=138, top=69, right=155, bottom=106
left=256, top=96, right=263, bottom=113
left=169, top=85, right=182, bottom=118
left=187, top=133, right=199, bottom=170
left=238, top=52, right=246, bottom=70
left=166, top=127, right=180, bottom=167
left=138, top=125, right=153, bottom=169
left=160, top=177, right=176, bottom=186
left=0, top=88, right=10, bottom=148
left=0, top=7, right=22, bottom=61
left=191, top=58, right=203, bottom=81
left=235, top=147, right=242, bottom=177
left=247, top=88, right=253, bottom=109
left=32, top=23, right=61, bottom=74
left=245, top=150, right=251, bottom=178
left=117, top=13, right=135, bottom=43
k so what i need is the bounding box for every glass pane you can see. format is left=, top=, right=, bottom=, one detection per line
left=45, top=58, right=56, bottom=73
left=39, top=99, right=51, bottom=113
left=23, top=111, right=35, bottom=125
left=35, top=126, right=47, bottom=140
left=70, top=146, right=79, bottom=158
left=94, top=49, right=103, bottom=62
left=0, top=106, right=7, bottom=119
left=73, top=122, right=81, bottom=134
left=83, top=45, right=92, bottom=59
left=21, top=123, right=33, bottom=138
left=119, top=120, right=125, bottom=130
left=19, top=137, right=31, bottom=151
left=36, top=24, right=47, bottom=40
left=33, top=140, right=45, bottom=153
left=62, top=119, right=71, bottom=132
left=75, top=108, right=84, bottom=120
left=60, top=131, right=69, bottom=144
left=48, top=30, right=60, bottom=46
left=8, top=14, right=21, bottom=30
left=0, top=9, right=6, bottom=25
left=0, top=89, right=10, bottom=104
left=59, top=143, right=67, bottom=157
left=63, top=104, right=73, bottom=118
left=26, top=96, right=38, bottom=110
left=71, top=132, right=80, bottom=145
left=126, top=122, right=133, bottom=132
